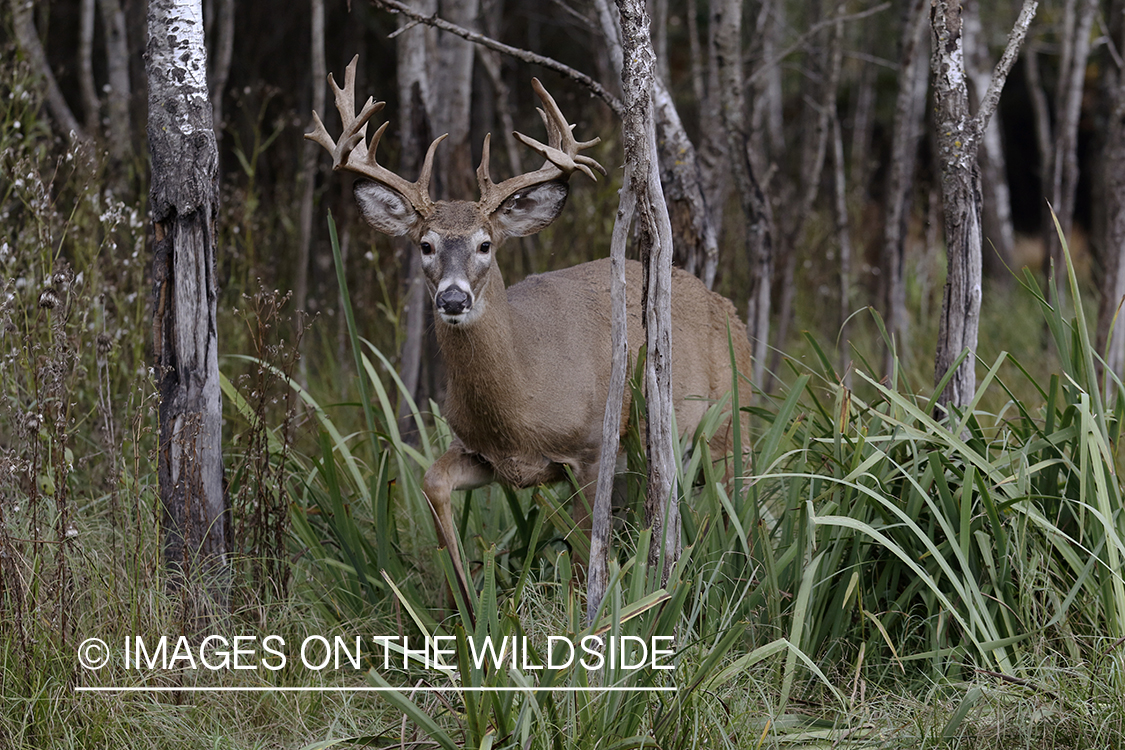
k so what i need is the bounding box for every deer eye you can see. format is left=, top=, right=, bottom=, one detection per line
left=420, top=241, right=434, bottom=255
left=478, top=241, right=491, bottom=255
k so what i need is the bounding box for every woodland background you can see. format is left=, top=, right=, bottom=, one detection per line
left=5, top=0, right=1125, bottom=748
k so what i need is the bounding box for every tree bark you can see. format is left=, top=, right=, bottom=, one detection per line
left=588, top=168, right=634, bottom=623
left=772, top=0, right=842, bottom=383
left=616, top=0, right=679, bottom=583
left=206, top=0, right=234, bottom=142
left=99, top=0, right=133, bottom=161
left=295, top=0, right=326, bottom=327
left=433, top=0, right=480, bottom=200
left=715, top=0, right=773, bottom=390
left=395, top=1, right=436, bottom=423
left=79, top=0, right=99, bottom=133
left=832, top=104, right=853, bottom=388
left=964, top=1, right=1016, bottom=282
left=930, top=0, right=1037, bottom=413
left=595, top=0, right=719, bottom=289
left=147, top=0, right=229, bottom=617
left=1045, top=0, right=1096, bottom=279
left=1097, top=2, right=1125, bottom=399
left=882, top=0, right=928, bottom=378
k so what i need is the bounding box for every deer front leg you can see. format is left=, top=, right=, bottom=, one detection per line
left=422, top=441, right=495, bottom=602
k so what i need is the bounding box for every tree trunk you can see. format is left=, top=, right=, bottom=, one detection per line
left=595, top=0, right=719, bottom=289
left=396, top=4, right=436, bottom=423
left=206, top=0, right=234, bottom=142
left=616, top=0, right=679, bottom=583
left=964, top=1, right=1016, bottom=283
left=588, top=167, right=634, bottom=623
left=715, top=0, right=772, bottom=390
left=833, top=105, right=853, bottom=388
left=930, top=0, right=1037, bottom=413
left=771, top=0, right=842, bottom=382
left=147, top=0, right=229, bottom=618
left=751, top=0, right=784, bottom=159
left=882, top=0, right=928, bottom=378
left=433, top=0, right=480, bottom=200
left=99, top=0, right=133, bottom=162
left=295, top=0, right=325, bottom=328
left=79, top=0, right=99, bottom=133
left=1045, top=0, right=1096, bottom=279
left=1097, top=2, right=1125, bottom=399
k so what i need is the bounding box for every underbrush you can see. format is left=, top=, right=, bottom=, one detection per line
left=3, top=39, right=1125, bottom=749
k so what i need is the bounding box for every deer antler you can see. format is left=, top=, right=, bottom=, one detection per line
left=476, top=78, right=607, bottom=215
left=305, top=55, right=446, bottom=218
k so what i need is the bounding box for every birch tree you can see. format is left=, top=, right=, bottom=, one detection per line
left=1097, top=0, right=1125, bottom=397
left=882, top=0, right=927, bottom=377
left=930, top=0, right=1036, bottom=412
left=715, top=0, right=773, bottom=389
left=1045, top=0, right=1097, bottom=280
left=147, top=0, right=229, bottom=614
left=620, top=0, right=678, bottom=583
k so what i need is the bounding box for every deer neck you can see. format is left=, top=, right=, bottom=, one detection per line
left=436, top=264, right=531, bottom=442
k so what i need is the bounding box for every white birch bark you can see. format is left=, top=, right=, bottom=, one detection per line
left=147, top=0, right=228, bottom=616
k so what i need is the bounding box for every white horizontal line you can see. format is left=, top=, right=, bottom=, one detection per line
left=76, top=686, right=678, bottom=693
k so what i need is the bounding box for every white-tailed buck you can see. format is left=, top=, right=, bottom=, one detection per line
left=308, top=56, right=753, bottom=593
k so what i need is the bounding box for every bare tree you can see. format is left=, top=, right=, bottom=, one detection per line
left=930, top=0, right=1037, bottom=412
left=295, top=0, right=326, bottom=327
left=147, top=0, right=229, bottom=615
left=882, top=0, right=928, bottom=377
left=432, top=0, right=480, bottom=199
left=79, top=0, right=99, bottom=133
left=593, top=0, right=719, bottom=288
left=1097, top=0, right=1125, bottom=397
left=395, top=0, right=437, bottom=424
left=964, top=1, right=1016, bottom=282
left=618, top=0, right=679, bottom=582
left=715, top=0, right=773, bottom=389
left=772, top=1, right=843, bottom=383
left=1045, top=0, right=1097, bottom=279
left=100, top=0, right=133, bottom=161
left=207, top=0, right=235, bottom=141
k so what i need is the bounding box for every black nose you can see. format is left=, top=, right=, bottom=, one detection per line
left=436, top=287, right=471, bottom=315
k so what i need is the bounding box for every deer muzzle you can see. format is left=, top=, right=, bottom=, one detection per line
left=435, top=286, right=472, bottom=318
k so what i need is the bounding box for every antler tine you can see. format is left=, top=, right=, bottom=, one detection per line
left=475, top=79, right=607, bottom=215
left=305, top=55, right=443, bottom=217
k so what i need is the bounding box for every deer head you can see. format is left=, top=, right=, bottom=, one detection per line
left=305, top=55, right=607, bottom=326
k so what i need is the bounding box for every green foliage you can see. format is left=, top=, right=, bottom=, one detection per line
left=278, top=216, right=1125, bottom=747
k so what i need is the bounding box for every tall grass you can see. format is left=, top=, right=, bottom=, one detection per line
left=284, top=217, right=1125, bottom=747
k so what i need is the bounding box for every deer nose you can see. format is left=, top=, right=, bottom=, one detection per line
left=436, top=287, right=471, bottom=315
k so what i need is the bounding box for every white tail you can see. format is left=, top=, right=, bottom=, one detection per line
left=308, top=56, right=754, bottom=594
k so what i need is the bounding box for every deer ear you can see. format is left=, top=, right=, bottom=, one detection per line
left=491, top=181, right=568, bottom=238
left=354, top=179, right=422, bottom=237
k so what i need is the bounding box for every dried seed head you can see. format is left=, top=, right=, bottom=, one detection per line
left=96, top=332, right=113, bottom=357
left=39, top=287, right=60, bottom=309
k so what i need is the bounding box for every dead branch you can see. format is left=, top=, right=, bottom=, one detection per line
left=367, top=0, right=623, bottom=115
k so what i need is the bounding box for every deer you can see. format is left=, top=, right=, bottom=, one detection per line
left=307, top=56, right=754, bottom=598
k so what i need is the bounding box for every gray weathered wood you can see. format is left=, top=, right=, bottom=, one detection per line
left=147, top=0, right=229, bottom=614
left=882, top=0, right=928, bottom=378
left=616, top=0, right=680, bottom=582
left=715, top=0, right=772, bottom=390
left=930, top=0, right=1036, bottom=412
left=588, top=167, right=634, bottom=624
left=1045, top=0, right=1096, bottom=279
left=1097, top=1, right=1125, bottom=399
